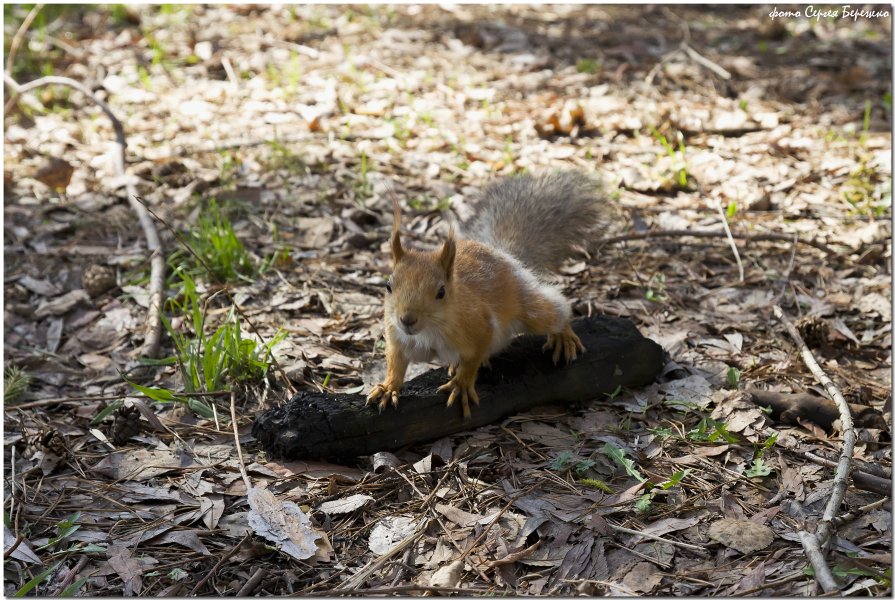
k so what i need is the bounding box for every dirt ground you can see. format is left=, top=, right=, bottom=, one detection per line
left=3, top=4, right=892, bottom=596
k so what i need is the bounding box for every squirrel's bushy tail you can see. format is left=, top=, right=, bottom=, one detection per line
left=463, top=171, right=604, bottom=275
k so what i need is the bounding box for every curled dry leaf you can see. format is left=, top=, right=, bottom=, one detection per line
left=34, top=289, right=90, bottom=318
left=429, top=559, right=464, bottom=588
left=247, top=487, right=320, bottom=560
left=372, top=451, right=401, bottom=473
left=318, top=494, right=374, bottom=515
left=93, top=448, right=182, bottom=481
left=368, top=515, right=420, bottom=556
left=707, top=518, right=774, bottom=554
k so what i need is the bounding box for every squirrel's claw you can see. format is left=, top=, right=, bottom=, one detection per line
left=439, top=377, right=479, bottom=419
left=367, top=384, right=400, bottom=412
left=543, top=327, right=586, bottom=364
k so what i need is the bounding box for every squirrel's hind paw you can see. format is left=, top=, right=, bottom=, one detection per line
left=366, top=384, right=400, bottom=412
left=543, top=326, right=586, bottom=364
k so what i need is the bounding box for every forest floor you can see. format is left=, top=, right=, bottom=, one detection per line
left=3, top=4, right=892, bottom=597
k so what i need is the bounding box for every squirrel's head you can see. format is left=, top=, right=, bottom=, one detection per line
left=385, top=200, right=456, bottom=336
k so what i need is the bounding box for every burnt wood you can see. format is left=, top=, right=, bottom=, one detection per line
left=253, top=316, right=665, bottom=459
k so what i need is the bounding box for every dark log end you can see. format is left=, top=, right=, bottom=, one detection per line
left=253, top=316, right=665, bottom=459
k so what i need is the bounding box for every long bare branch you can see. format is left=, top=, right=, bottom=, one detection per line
left=774, top=304, right=856, bottom=593
left=4, top=73, right=165, bottom=358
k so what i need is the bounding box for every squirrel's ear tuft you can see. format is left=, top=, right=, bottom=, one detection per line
left=440, top=227, right=457, bottom=280
left=390, top=197, right=404, bottom=262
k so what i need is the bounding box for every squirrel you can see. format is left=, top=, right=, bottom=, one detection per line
left=367, top=171, right=604, bottom=419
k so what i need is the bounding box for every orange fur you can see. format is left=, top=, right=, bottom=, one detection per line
left=367, top=224, right=584, bottom=419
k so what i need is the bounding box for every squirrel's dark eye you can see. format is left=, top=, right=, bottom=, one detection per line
left=386, top=280, right=392, bottom=294
left=436, top=285, right=445, bottom=300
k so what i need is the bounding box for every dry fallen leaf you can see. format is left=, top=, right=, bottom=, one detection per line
left=34, top=290, right=90, bottom=318
left=318, top=494, right=374, bottom=515
left=33, top=158, right=75, bottom=191
left=622, top=561, right=664, bottom=593
left=246, top=486, right=321, bottom=560
left=4, top=524, right=41, bottom=564
left=368, top=515, right=420, bottom=556
left=93, top=448, right=182, bottom=481
left=429, top=559, right=464, bottom=588
left=707, top=518, right=775, bottom=554
left=107, top=543, right=144, bottom=596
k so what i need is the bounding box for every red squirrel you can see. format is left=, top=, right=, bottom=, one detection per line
left=367, top=171, right=604, bottom=418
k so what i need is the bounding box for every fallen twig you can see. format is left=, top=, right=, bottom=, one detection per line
left=713, top=198, right=744, bottom=282
left=189, top=533, right=251, bottom=596
left=682, top=43, right=731, bottom=80
left=3, top=535, right=23, bottom=560
left=802, top=452, right=890, bottom=498
left=236, top=567, right=266, bottom=596
left=775, top=305, right=856, bottom=593
left=732, top=570, right=811, bottom=597
left=798, top=530, right=838, bottom=593
left=132, top=195, right=298, bottom=397
left=4, top=390, right=232, bottom=412
left=304, top=584, right=487, bottom=596
left=609, top=522, right=709, bottom=555
left=601, top=228, right=838, bottom=255
left=230, top=390, right=252, bottom=491
left=6, top=4, right=44, bottom=74
left=830, top=497, right=891, bottom=527
left=55, top=554, right=89, bottom=595
left=335, top=519, right=433, bottom=592
left=487, top=541, right=541, bottom=567
left=3, top=73, right=165, bottom=358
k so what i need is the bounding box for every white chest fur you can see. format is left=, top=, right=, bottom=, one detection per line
left=394, top=322, right=461, bottom=365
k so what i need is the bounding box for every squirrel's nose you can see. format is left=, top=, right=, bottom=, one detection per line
left=400, top=314, right=418, bottom=328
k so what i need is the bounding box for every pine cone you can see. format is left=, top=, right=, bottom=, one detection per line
left=111, top=405, right=143, bottom=443
left=81, top=264, right=117, bottom=298
left=796, top=315, right=829, bottom=348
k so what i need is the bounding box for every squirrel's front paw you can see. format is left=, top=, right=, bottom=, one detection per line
left=543, top=326, right=586, bottom=364
left=438, top=376, right=479, bottom=419
left=366, top=383, right=400, bottom=413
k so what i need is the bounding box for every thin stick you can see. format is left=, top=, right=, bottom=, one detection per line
left=236, top=567, right=266, bottom=596
left=774, top=232, right=800, bottom=302
left=774, top=306, right=855, bottom=542
left=132, top=196, right=297, bottom=397
left=4, top=73, right=165, bottom=358
left=6, top=4, right=44, bottom=74
left=189, top=533, right=251, bottom=596
left=608, top=522, right=709, bottom=554
left=56, top=554, right=89, bottom=591
left=802, top=452, right=890, bottom=498
left=775, top=305, right=855, bottom=593
left=600, top=228, right=838, bottom=255
left=335, top=519, right=432, bottom=591
left=456, top=487, right=530, bottom=562
left=830, top=497, right=891, bottom=526
left=713, top=199, right=744, bottom=282
left=221, top=55, right=239, bottom=88
left=682, top=43, right=731, bottom=79
left=732, top=570, right=810, bottom=597
left=4, top=390, right=232, bottom=412
left=302, top=584, right=486, bottom=596
left=230, top=390, right=252, bottom=490
left=3, top=535, right=23, bottom=559
left=798, top=530, right=839, bottom=593
left=9, top=445, right=15, bottom=527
